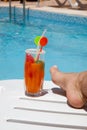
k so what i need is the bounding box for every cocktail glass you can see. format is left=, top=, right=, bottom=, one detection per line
left=24, top=49, right=45, bottom=96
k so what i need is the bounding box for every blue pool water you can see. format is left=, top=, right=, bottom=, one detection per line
left=0, top=7, right=87, bottom=80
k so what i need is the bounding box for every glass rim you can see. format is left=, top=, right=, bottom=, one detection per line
left=25, top=48, right=45, bottom=54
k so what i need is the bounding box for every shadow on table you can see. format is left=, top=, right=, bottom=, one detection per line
left=83, top=103, right=87, bottom=112
left=51, top=87, right=66, bottom=97
left=25, top=89, right=48, bottom=97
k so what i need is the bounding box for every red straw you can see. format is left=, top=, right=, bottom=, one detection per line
left=35, top=29, right=47, bottom=61
left=36, top=46, right=43, bottom=61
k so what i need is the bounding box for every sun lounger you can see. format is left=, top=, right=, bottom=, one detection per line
left=75, top=0, right=87, bottom=9
left=55, top=0, right=87, bottom=9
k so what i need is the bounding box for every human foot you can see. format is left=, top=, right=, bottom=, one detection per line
left=50, top=66, right=87, bottom=108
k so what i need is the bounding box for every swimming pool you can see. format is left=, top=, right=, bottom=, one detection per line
left=0, top=7, right=87, bottom=80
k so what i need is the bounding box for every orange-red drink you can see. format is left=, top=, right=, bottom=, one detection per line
left=24, top=49, right=45, bottom=96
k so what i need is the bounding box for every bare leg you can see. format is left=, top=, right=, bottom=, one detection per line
left=50, top=66, right=87, bottom=108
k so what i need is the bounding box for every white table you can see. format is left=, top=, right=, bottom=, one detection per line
left=0, top=79, right=87, bottom=130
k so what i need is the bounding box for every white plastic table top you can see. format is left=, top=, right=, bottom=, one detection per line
left=0, top=79, right=87, bottom=130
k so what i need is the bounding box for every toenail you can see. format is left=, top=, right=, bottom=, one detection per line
left=53, top=65, right=58, bottom=68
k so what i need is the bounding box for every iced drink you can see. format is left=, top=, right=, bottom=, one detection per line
left=24, top=49, right=45, bottom=96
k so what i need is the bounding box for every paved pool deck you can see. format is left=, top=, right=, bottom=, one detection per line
left=0, top=0, right=87, bottom=17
